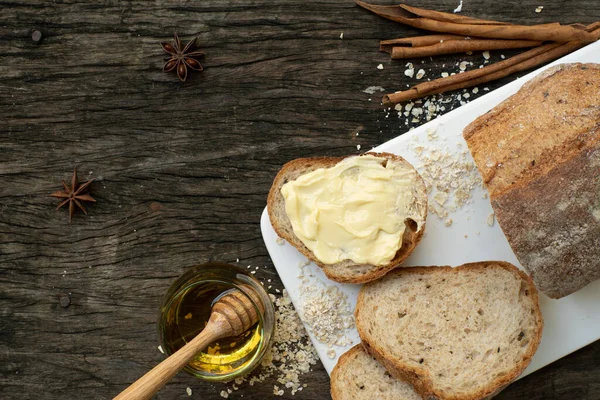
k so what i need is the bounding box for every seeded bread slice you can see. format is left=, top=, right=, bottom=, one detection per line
left=356, top=261, right=543, bottom=400
left=267, top=152, right=428, bottom=284
left=331, top=344, right=422, bottom=400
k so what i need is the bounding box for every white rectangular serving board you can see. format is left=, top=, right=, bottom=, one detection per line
left=261, top=41, right=600, bottom=377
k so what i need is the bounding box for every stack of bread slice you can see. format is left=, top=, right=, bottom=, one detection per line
left=332, top=261, right=543, bottom=400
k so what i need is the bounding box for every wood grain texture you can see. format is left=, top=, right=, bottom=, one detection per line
left=0, top=0, right=598, bottom=399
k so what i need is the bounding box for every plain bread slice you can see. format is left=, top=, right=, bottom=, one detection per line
left=356, top=261, right=543, bottom=400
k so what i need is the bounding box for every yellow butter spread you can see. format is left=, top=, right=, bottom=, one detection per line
left=281, top=155, right=422, bottom=266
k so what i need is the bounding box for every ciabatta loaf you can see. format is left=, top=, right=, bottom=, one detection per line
left=267, top=152, right=427, bottom=284
left=464, top=63, right=600, bottom=298
left=356, top=261, right=543, bottom=400
left=331, top=344, right=422, bottom=400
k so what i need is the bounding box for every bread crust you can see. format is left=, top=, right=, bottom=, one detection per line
left=267, top=152, right=428, bottom=284
left=356, top=261, right=544, bottom=400
left=330, top=344, right=362, bottom=400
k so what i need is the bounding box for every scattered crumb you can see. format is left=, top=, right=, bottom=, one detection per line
left=482, top=51, right=490, bottom=60
left=186, top=387, right=192, bottom=396
left=356, top=144, right=361, bottom=151
left=454, top=0, right=463, bottom=13
left=298, top=266, right=355, bottom=347
left=486, top=212, right=495, bottom=227
left=416, top=69, right=426, bottom=79
left=404, top=62, right=415, bottom=78
left=501, top=54, right=506, bottom=59
left=236, top=258, right=240, bottom=262
left=157, top=345, right=164, bottom=354
left=223, top=290, right=318, bottom=397
left=327, top=349, right=337, bottom=359
left=464, top=234, right=469, bottom=238
left=275, top=237, right=285, bottom=245
left=441, top=72, right=449, bottom=78
left=363, top=86, right=385, bottom=94
left=535, top=6, right=544, bottom=13
left=411, top=133, right=483, bottom=223
left=339, top=32, right=344, bottom=39
left=472, top=87, right=479, bottom=94
left=377, top=63, right=384, bottom=70
left=459, top=61, right=468, bottom=71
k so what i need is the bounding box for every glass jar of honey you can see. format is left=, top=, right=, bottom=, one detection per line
left=157, top=262, right=275, bottom=382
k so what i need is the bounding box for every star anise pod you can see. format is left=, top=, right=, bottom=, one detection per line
left=50, top=168, right=96, bottom=223
left=161, top=33, right=205, bottom=82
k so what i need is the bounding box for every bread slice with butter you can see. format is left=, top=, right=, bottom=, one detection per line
left=356, top=261, right=543, bottom=400
left=331, top=344, right=422, bottom=400
left=267, top=152, right=428, bottom=284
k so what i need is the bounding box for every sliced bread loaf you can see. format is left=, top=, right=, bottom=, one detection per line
left=463, top=63, right=600, bottom=298
left=356, top=261, right=543, bottom=400
left=267, top=152, right=428, bottom=284
left=331, top=344, right=422, bottom=400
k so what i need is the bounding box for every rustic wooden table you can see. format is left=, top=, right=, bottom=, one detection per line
left=1, top=1, right=599, bottom=399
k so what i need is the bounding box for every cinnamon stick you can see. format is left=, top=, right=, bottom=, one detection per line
left=390, top=38, right=542, bottom=59
left=380, top=35, right=468, bottom=52
left=356, top=1, right=595, bottom=43
left=382, top=24, right=600, bottom=105
left=399, top=4, right=512, bottom=26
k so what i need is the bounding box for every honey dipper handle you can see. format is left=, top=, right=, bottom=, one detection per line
left=113, top=315, right=231, bottom=400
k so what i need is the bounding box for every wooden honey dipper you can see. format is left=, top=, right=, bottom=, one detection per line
left=114, top=286, right=264, bottom=400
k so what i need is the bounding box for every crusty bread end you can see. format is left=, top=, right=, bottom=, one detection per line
left=331, top=344, right=422, bottom=400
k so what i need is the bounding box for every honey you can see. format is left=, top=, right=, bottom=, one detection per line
left=157, top=263, right=275, bottom=382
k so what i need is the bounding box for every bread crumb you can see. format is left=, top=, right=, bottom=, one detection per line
left=363, top=86, right=385, bottom=94
left=482, top=51, right=490, bottom=60
left=441, top=72, right=449, bottom=78
left=377, top=64, right=384, bottom=70
left=275, top=237, right=285, bottom=245
left=454, top=0, right=463, bottom=13
left=416, top=69, right=426, bottom=79
left=486, top=212, right=495, bottom=227
left=472, top=87, right=479, bottom=94
left=339, top=32, right=344, bottom=39
left=535, top=6, right=544, bottom=13
left=220, top=390, right=229, bottom=398
left=186, top=387, right=192, bottom=396
left=327, top=348, right=337, bottom=359
left=500, top=54, right=505, bottom=59
left=157, top=345, right=164, bottom=354
left=445, top=218, right=453, bottom=227
left=356, top=144, right=361, bottom=151
left=404, top=63, right=415, bottom=78
left=459, top=61, right=468, bottom=71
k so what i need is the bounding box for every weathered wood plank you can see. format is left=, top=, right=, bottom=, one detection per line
left=1, top=1, right=599, bottom=399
